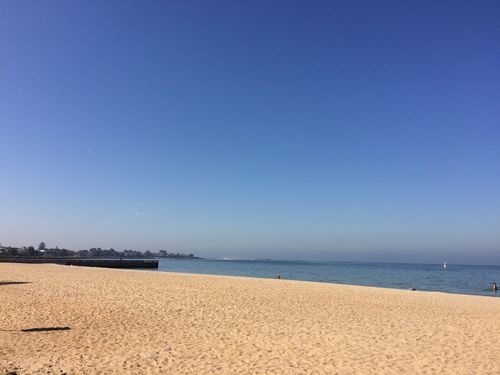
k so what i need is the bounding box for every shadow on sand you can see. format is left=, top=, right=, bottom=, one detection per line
left=0, top=281, right=30, bottom=286
left=21, top=327, right=71, bottom=332
left=1, top=326, right=71, bottom=333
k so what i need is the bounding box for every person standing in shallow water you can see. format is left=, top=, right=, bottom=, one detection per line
left=493, top=282, right=497, bottom=292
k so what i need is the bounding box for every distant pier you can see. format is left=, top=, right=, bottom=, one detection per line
left=0, top=257, right=158, bottom=269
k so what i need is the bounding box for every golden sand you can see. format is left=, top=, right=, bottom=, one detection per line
left=1, top=263, right=499, bottom=374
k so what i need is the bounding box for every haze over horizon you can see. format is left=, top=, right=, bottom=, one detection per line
left=1, top=1, right=499, bottom=265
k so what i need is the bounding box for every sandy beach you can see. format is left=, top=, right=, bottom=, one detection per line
left=1, top=263, right=499, bottom=374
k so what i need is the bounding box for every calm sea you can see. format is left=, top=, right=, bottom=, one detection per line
left=155, top=259, right=500, bottom=297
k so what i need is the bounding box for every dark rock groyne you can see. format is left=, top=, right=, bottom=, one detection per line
left=0, top=257, right=158, bottom=269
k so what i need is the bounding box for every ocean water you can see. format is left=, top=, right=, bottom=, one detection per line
left=155, top=259, right=500, bottom=297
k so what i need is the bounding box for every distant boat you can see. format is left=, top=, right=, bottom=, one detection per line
left=443, top=261, right=447, bottom=270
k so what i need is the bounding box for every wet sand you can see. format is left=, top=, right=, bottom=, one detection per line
left=1, top=263, right=499, bottom=374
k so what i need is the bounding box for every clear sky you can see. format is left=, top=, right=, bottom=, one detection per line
left=1, top=1, right=499, bottom=264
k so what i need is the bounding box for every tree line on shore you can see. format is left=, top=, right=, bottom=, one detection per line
left=0, top=242, right=198, bottom=259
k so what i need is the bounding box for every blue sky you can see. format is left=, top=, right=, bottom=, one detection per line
left=1, top=1, right=499, bottom=263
